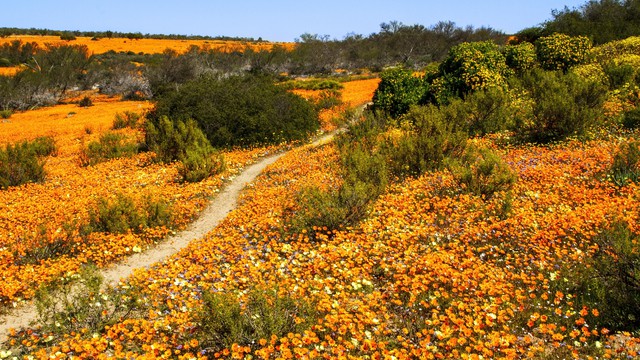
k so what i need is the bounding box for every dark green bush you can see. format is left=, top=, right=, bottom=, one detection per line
left=446, top=145, right=517, bottom=198
left=80, top=132, right=139, bottom=166
left=460, top=87, right=517, bottom=136
left=31, top=136, right=57, bottom=157
left=145, top=116, right=224, bottom=182
left=59, top=32, right=76, bottom=41
left=621, top=107, right=640, bottom=130
left=372, top=67, right=425, bottom=118
left=0, top=109, right=11, bottom=119
left=87, top=193, right=172, bottom=234
left=196, top=287, right=320, bottom=354
left=279, top=78, right=344, bottom=91
left=515, top=69, right=607, bottom=143
left=314, top=89, right=343, bottom=111
left=0, top=140, right=48, bottom=189
left=610, top=140, right=640, bottom=186
left=112, top=111, right=141, bottom=129
left=78, top=95, right=93, bottom=107
left=151, top=74, right=319, bottom=148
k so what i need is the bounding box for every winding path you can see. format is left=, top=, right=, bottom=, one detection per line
left=0, top=150, right=289, bottom=343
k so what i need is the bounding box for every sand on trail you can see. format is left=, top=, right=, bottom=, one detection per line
left=0, top=133, right=335, bottom=343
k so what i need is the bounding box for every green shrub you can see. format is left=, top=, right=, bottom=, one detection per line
left=0, top=109, right=11, bottom=119
left=145, top=116, right=224, bottom=182
left=564, top=221, right=640, bottom=331
left=33, top=264, right=141, bottom=342
left=80, top=132, right=139, bottom=166
left=446, top=145, right=517, bottom=198
left=87, top=193, right=172, bottom=234
left=535, top=33, right=592, bottom=72
left=314, top=89, right=343, bottom=111
left=196, top=287, right=320, bottom=355
left=0, top=140, right=47, bottom=189
left=622, top=107, right=640, bottom=129
left=503, top=42, right=537, bottom=73
left=516, top=69, right=607, bottom=143
left=31, top=136, right=57, bottom=157
left=78, top=95, right=93, bottom=107
left=603, top=62, right=637, bottom=89
left=279, top=78, right=344, bottom=91
left=610, top=140, right=640, bottom=186
left=383, top=105, right=467, bottom=178
left=460, top=87, right=517, bottom=136
left=112, top=111, right=141, bottom=129
left=151, top=74, right=319, bottom=148
left=59, top=32, right=76, bottom=41
left=372, top=67, right=425, bottom=118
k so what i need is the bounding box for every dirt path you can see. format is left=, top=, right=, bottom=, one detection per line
left=0, top=133, right=336, bottom=343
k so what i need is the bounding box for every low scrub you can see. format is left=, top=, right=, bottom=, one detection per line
left=195, top=287, right=320, bottom=355
left=145, top=116, right=224, bottom=182
left=87, top=193, right=172, bottom=234
left=279, top=78, right=344, bottom=91
left=112, top=111, right=141, bottom=129
left=79, top=132, right=139, bottom=166
left=0, top=136, right=56, bottom=189
left=610, top=140, right=640, bottom=186
left=446, top=144, right=517, bottom=198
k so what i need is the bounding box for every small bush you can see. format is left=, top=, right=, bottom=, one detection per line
left=372, top=67, right=425, bottom=118
left=621, top=107, right=640, bottom=129
left=59, top=32, right=76, bottom=41
left=145, top=116, right=225, bottom=182
left=112, top=111, right=141, bottom=129
left=503, top=42, right=537, bottom=73
left=34, top=264, right=141, bottom=342
left=87, top=193, right=172, bottom=234
left=535, top=33, right=592, bottom=72
left=314, top=89, right=343, bottom=111
left=603, top=63, right=637, bottom=89
left=31, top=136, right=57, bottom=157
left=383, top=105, right=467, bottom=178
left=446, top=145, right=517, bottom=198
left=461, top=87, right=517, bottom=136
left=610, top=140, right=640, bottom=186
left=516, top=69, right=607, bottom=143
left=0, top=140, right=48, bottom=189
left=0, top=109, right=11, bottom=119
left=78, top=95, right=93, bottom=107
left=79, top=132, right=139, bottom=166
left=280, top=79, right=344, bottom=91
left=196, top=287, right=320, bottom=355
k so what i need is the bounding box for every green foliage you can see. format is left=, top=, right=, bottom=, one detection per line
left=604, top=62, right=637, bottom=89
left=279, top=78, right=344, bottom=91
left=112, top=111, right=141, bottom=129
left=372, top=67, right=425, bottom=118
left=535, top=33, right=592, bottom=72
left=446, top=145, right=517, bottom=198
left=87, top=193, right=172, bottom=234
left=383, top=105, right=468, bottom=178
left=196, top=287, right=320, bottom=354
left=59, top=32, right=76, bottom=41
left=432, top=41, right=512, bottom=101
left=33, top=264, right=141, bottom=342
left=459, top=87, right=518, bottom=136
left=610, top=140, right=640, bottom=186
left=151, top=74, right=319, bottom=148
left=79, top=132, right=139, bottom=166
left=515, top=69, right=607, bottom=143
left=563, top=221, right=640, bottom=331
left=313, top=89, right=343, bottom=111
left=503, top=42, right=537, bottom=73
left=78, top=95, right=93, bottom=107
left=622, top=107, right=640, bottom=129
left=0, top=138, right=53, bottom=189
left=145, top=116, right=224, bottom=182
left=0, top=109, right=11, bottom=119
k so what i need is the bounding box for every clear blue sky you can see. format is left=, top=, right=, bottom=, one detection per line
left=4, top=0, right=588, bottom=42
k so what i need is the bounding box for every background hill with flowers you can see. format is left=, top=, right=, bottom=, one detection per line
left=1, top=0, right=640, bottom=358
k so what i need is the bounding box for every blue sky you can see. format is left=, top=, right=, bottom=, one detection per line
left=4, top=1, right=588, bottom=42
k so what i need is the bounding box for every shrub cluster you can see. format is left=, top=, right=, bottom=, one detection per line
left=145, top=116, right=224, bottom=182
left=112, top=111, right=141, bottom=129
left=610, top=140, right=640, bottom=186
left=79, top=132, right=139, bottom=166
left=0, top=136, right=56, bottom=189
left=535, top=33, right=592, bottom=72
left=151, top=74, right=319, bottom=148
left=86, top=193, right=172, bottom=234
left=372, top=67, right=425, bottom=118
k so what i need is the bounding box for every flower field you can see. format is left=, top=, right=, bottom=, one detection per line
left=0, top=36, right=294, bottom=55
left=2, top=75, right=640, bottom=359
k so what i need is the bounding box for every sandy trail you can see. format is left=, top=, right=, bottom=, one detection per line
left=0, top=133, right=335, bottom=343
